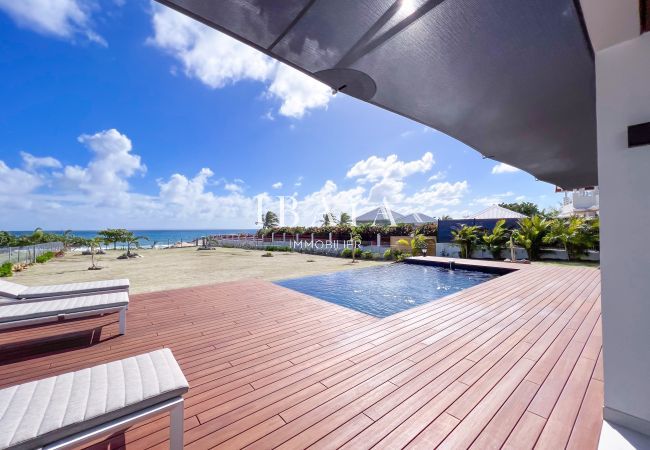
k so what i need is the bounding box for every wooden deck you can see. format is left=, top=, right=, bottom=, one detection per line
left=0, top=263, right=603, bottom=449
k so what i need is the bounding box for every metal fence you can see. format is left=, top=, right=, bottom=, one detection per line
left=209, top=236, right=390, bottom=257
left=0, top=242, right=64, bottom=265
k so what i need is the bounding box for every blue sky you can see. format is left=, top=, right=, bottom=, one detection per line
left=0, top=0, right=558, bottom=230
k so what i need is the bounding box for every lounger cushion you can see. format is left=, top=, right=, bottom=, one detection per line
left=0, top=281, right=26, bottom=299
left=0, top=292, right=129, bottom=324
left=0, top=349, right=189, bottom=450
left=20, top=279, right=130, bottom=299
left=0, top=279, right=129, bottom=300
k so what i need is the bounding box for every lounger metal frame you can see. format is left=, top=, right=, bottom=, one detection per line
left=43, top=397, right=184, bottom=450
left=0, top=305, right=127, bottom=335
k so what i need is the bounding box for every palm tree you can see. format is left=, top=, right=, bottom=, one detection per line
left=350, top=230, right=361, bottom=264
left=543, top=217, right=597, bottom=260
left=440, top=215, right=452, bottom=220
left=125, top=234, right=148, bottom=257
left=481, top=219, right=509, bottom=259
left=262, top=211, right=279, bottom=228
left=0, top=231, right=15, bottom=247
left=451, top=224, right=481, bottom=259
left=588, top=217, right=599, bottom=248
left=397, top=231, right=429, bottom=256
left=339, top=212, right=352, bottom=225
left=321, top=212, right=336, bottom=226
left=62, top=230, right=73, bottom=251
left=30, top=227, right=44, bottom=244
left=87, top=237, right=103, bottom=270
left=98, top=228, right=129, bottom=250
left=512, top=215, right=551, bottom=260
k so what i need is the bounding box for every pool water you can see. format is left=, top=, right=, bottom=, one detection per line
left=275, top=263, right=498, bottom=318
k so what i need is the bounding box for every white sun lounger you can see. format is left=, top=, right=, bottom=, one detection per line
left=0, top=279, right=130, bottom=301
left=0, top=292, right=129, bottom=335
left=0, top=349, right=189, bottom=450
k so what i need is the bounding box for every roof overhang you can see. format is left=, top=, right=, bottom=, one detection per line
left=578, top=0, right=641, bottom=51
left=154, top=0, right=644, bottom=189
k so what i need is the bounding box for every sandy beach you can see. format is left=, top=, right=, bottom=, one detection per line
left=9, top=247, right=387, bottom=294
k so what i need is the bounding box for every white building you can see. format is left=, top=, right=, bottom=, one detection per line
left=558, top=187, right=600, bottom=218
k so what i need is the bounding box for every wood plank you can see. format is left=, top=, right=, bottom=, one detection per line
left=0, top=265, right=603, bottom=450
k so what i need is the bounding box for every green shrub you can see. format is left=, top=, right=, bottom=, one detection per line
left=256, top=223, right=438, bottom=240
left=261, top=252, right=273, bottom=257
left=383, top=248, right=403, bottom=260
left=362, top=251, right=373, bottom=260
left=340, top=248, right=352, bottom=258
left=354, top=248, right=363, bottom=258
left=0, top=262, right=12, bottom=277
left=35, top=251, right=55, bottom=264
left=264, top=245, right=292, bottom=252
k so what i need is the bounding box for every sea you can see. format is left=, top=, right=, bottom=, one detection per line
left=8, top=229, right=257, bottom=248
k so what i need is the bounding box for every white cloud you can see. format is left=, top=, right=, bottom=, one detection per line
left=427, top=170, right=446, bottom=181
left=0, top=0, right=106, bottom=45
left=342, top=152, right=439, bottom=207
left=294, top=180, right=366, bottom=226
left=294, top=176, right=303, bottom=187
left=159, top=167, right=213, bottom=206
left=367, top=177, right=405, bottom=204
left=224, top=182, right=243, bottom=193
left=263, top=111, right=275, bottom=121
left=61, top=129, right=146, bottom=197
left=20, top=151, right=61, bottom=170
left=347, top=152, right=434, bottom=184
left=147, top=4, right=274, bottom=89
left=279, top=178, right=469, bottom=226
left=0, top=136, right=471, bottom=228
left=403, top=181, right=469, bottom=209
left=400, top=127, right=436, bottom=138
left=41, top=129, right=148, bottom=211
left=267, top=64, right=331, bottom=119
left=148, top=3, right=331, bottom=119
left=0, top=160, right=42, bottom=195
left=491, top=162, right=521, bottom=174
left=272, top=182, right=283, bottom=189
left=157, top=168, right=258, bottom=224
left=470, top=191, right=515, bottom=207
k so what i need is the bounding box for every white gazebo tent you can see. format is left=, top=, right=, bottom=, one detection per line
left=399, top=212, right=435, bottom=224
left=464, top=205, right=527, bottom=220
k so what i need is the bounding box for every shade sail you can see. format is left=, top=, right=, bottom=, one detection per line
left=156, top=0, right=598, bottom=189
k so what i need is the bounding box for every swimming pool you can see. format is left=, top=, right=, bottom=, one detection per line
left=275, top=263, right=498, bottom=318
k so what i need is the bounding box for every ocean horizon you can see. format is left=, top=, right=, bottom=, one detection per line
left=7, top=229, right=258, bottom=248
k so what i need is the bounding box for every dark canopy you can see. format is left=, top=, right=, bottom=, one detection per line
left=156, top=0, right=597, bottom=189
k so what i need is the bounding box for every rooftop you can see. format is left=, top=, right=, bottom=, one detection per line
left=465, top=205, right=528, bottom=220
left=400, top=212, right=436, bottom=224
left=0, top=261, right=602, bottom=448
left=355, top=207, right=404, bottom=224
